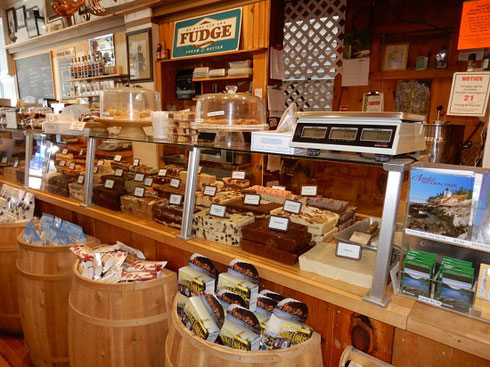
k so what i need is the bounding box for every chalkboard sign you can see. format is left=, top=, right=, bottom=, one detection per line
left=15, top=53, right=55, bottom=101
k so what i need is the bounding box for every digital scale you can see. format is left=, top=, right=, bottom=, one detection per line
left=290, top=112, right=426, bottom=160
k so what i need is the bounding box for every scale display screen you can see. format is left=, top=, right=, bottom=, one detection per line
left=301, top=127, right=327, bottom=139
left=360, top=128, right=393, bottom=143
left=329, top=127, right=358, bottom=141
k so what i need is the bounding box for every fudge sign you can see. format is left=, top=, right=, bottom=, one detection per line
left=172, top=8, right=242, bottom=59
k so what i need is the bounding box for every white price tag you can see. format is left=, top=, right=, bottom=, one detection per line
left=79, top=149, right=84, bottom=156
left=301, top=185, right=318, bottom=196
left=158, top=169, right=167, bottom=177
left=268, top=216, right=289, bottom=231
left=336, top=242, right=362, bottom=260
left=134, top=173, right=145, bottom=182
left=114, top=155, right=122, bottom=162
left=169, top=194, right=183, bottom=205
left=93, top=167, right=99, bottom=174
left=13, top=160, right=19, bottom=168
left=210, top=204, right=227, bottom=218
left=170, top=178, right=181, bottom=188
left=134, top=187, right=145, bottom=198
left=104, top=179, right=115, bottom=189
left=59, top=160, right=66, bottom=167
left=133, top=158, right=140, bottom=166
left=232, top=171, right=246, bottom=180
left=69, top=120, right=86, bottom=132
left=77, top=176, right=85, bottom=184
left=283, top=199, right=302, bottom=214
left=418, top=295, right=443, bottom=307
left=203, top=185, right=217, bottom=197
left=97, top=160, right=104, bottom=166
left=114, top=169, right=124, bottom=177
left=244, top=194, right=261, bottom=206
left=1, top=157, right=7, bottom=164
left=272, top=185, right=286, bottom=191
left=69, top=162, right=76, bottom=170
left=144, top=177, right=153, bottom=187
left=207, top=110, right=225, bottom=117
left=62, top=149, right=68, bottom=155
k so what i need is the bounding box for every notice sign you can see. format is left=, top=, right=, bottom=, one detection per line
left=172, top=8, right=242, bottom=59
left=448, top=72, right=490, bottom=116
left=458, top=0, right=490, bottom=50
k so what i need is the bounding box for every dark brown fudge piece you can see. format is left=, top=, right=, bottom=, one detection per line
left=225, top=199, right=281, bottom=218
left=93, top=186, right=127, bottom=211
left=306, top=196, right=349, bottom=213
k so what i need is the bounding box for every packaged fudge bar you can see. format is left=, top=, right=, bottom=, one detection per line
left=255, top=294, right=279, bottom=336
left=270, top=205, right=339, bottom=236
left=121, top=194, right=161, bottom=220
left=220, top=304, right=261, bottom=351
left=178, top=253, right=217, bottom=310
left=263, top=298, right=313, bottom=349
left=217, top=259, right=259, bottom=311
left=182, top=294, right=224, bottom=342
left=241, top=219, right=312, bottom=254
left=225, top=198, right=282, bottom=218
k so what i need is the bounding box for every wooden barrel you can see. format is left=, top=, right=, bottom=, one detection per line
left=68, top=260, right=177, bottom=367
left=17, top=234, right=98, bottom=367
left=165, top=296, right=323, bottom=367
left=0, top=222, right=27, bottom=335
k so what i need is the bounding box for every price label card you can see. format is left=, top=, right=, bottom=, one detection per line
left=69, top=162, right=76, bottom=170
left=77, top=176, right=85, bottom=184
left=203, top=185, right=217, bottom=197
left=93, top=167, right=99, bottom=174
left=104, top=179, right=115, bottom=189
left=133, top=158, right=140, bottom=166
left=268, top=216, right=290, bottom=232
left=170, top=178, right=181, bottom=188
left=169, top=194, right=183, bottom=205
left=283, top=199, right=302, bottom=214
left=79, top=149, right=84, bottom=156
left=244, top=194, right=261, bottom=206
left=272, top=185, right=286, bottom=191
left=13, top=160, right=19, bottom=168
left=198, top=166, right=203, bottom=174
left=210, top=204, right=227, bottom=218
left=158, top=169, right=167, bottom=177
left=134, top=173, right=145, bottom=182
left=232, top=171, right=246, bottom=180
left=144, top=177, right=153, bottom=187
left=448, top=72, right=490, bottom=116
left=59, top=160, right=66, bottom=167
left=97, top=160, right=104, bottom=166
left=114, top=155, right=122, bottom=162
left=114, top=169, right=124, bottom=177
left=69, top=120, right=86, bottom=132
left=62, top=149, right=68, bottom=155
left=134, top=187, right=145, bottom=198
left=1, top=157, right=7, bottom=164
left=301, top=185, right=318, bottom=196
left=335, top=242, right=362, bottom=260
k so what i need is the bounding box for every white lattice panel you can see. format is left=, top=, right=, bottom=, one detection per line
left=283, top=0, right=345, bottom=110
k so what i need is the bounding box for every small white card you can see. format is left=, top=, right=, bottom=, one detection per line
left=144, top=177, right=153, bottom=187
left=283, top=199, right=302, bottom=214
left=59, top=160, right=66, bottom=167
left=69, top=120, right=86, bottom=132
left=114, top=155, right=122, bottom=162
left=210, top=204, right=226, bottom=217
left=79, top=149, right=84, bottom=156
left=232, top=171, right=246, bottom=180
left=114, top=169, right=124, bottom=177
left=13, top=160, right=19, bottom=168
left=336, top=242, right=362, bottom=260
left=69, top=162, right=76, bottom=170
left=104, top=179, right=115, bottom=189
left=77, top=176, right=85, bottom=184
left=1, top=157, right=7, bottom=164
left=97, top=160, right=104, bottom=166
left=301, top=185, right=318, bottom=196
left=134, top=187, right=145, bottom=198
left=244, top=194, right=261, bottom=206
left=203, top=185, right=217, bottom=197
left=169, top=194, right=183, bottom=205
left=62, top=149, right=68, bottom=155
left=268, top=215, right=289, bottom=231
left=272, top=185, right=286, bottom=191
left=158, top=169, right=167, bottom=177
left=170, top=178, right=181, bottom=188
left=134, top=173, right=145, bottom=182
left=133, top=158, right=140, bottom=166
left=93, top=167, right=99, bottom=174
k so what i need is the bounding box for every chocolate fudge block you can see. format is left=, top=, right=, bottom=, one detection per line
left=101, top=174, right=127, bottom=190
left=225, top=199, right=281, bottom=218
left=241, top=219, right=312, bottom=254
left=121, top=194, right=161, bottom=220
left=193, top=209, right=254, bottom=237
left=93, top=185, right=127, bottom=211
left=306, top=196, right=349, bottom=213
left=43, top=172, right=73, bottom=197
left=152, top=199, right=199, bottom=228
left=69, top=182, right=84, bottom=202
left=153, top=183, right=186, bottom=199
left=240, top=239, right=302, bottom=265
left=270, top=206, right=339, bottom=236
left=223, top=177, right=250, bottom=189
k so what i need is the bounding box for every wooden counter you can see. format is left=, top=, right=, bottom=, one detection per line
left=3, top=180, right=489, bottom=363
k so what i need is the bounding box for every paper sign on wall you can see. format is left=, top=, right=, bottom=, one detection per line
left=458, top=0, right=490, bottom=50
left=448, top=72, right=490, bottom=116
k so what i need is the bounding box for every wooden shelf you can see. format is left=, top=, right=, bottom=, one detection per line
left=370, top=69, right=457, bottom=80
left=158, top=48, right=266, bottom=64
left=68, top=74, right=128, bottom=82
left=192, top=74, right=252, bottom=82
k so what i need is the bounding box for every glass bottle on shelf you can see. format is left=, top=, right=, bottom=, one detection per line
left=156, top=43, right=162, bottom=61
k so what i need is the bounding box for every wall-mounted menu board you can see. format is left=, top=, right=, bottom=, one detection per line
left=15, top=53, right=55, bottom=101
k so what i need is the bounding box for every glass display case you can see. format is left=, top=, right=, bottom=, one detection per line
left=0, top=129, right=26, bottom=186
left=100, top=87, right=160, bottom=121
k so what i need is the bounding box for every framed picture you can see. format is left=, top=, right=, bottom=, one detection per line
left=44, top=0, right=62, bottom=23
left=382, top=43, right=409, bottom=71
left=15, top=6, right=26, bottom=29
left=6, top=8, right=17, bottom=34
left=126, top=28, right=153, bottom=83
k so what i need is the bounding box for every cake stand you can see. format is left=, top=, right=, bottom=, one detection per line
left=94, top=118, right=152, bottom=139
left=191, top=123, right=269, bottom=147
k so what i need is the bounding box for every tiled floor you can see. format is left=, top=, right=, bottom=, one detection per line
left=0, top=336, right=30, bottom=367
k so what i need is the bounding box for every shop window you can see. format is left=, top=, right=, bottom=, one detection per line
left=283, top=0, right=345, bottom=110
